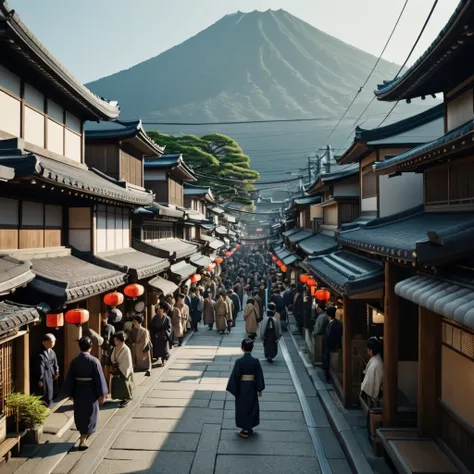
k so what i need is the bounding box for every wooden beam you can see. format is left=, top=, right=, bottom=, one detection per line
left=342, top=294, right=353, bottom=407
left=383, top=260, right=399, bottom=427
left=417, top=306, right=441, bottom=437
left=15, top=332, right=30, bottom=395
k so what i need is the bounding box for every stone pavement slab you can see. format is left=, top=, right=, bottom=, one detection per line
left=125, top=418, right=208, bottom=434
left=220, top=428, right=312, bottom=443
left=134, top=406, right=224, bottom=422
left=142, top=397, right=209, bottom=408
left=218, top=438, right=316, bottom=457
left=190, top=424, right=220, bottom=474
left=112, top=431, right=200, bottom=451
left=215, top=455, right=320, bottom=474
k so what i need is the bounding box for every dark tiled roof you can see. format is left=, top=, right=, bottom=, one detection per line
left=183, top=184, right=213, bottom=200
left=216, top=226, right=228, bottom=236
left=305, top=164, right=359, bottom=193
left=338, top=205, right=474, bottom=265
left=0, top=3, right=119, bottom=120
left=30, top=254, right=126, bottom=302
left=0, top=164, right=14, bottom=182
left=85, top=120, right=164, bottom=156
left=170, top=261, right=197, bottom=280
left=144, top=154, right=196, bottom=181
left=293, top=195, right=322, bottom=206
left=149, top=276, right=178, bottom=296
left=0, top=301, right=40, bottom=335
left=297, top=233, right=338, bottom=257
left=135, top=238, right=197, bottom=260
left=95, top=248, right=170, bottom=281
left=282, top=228, right=300, bottom=238
left=186, top=209, right=207, bottom=223
left=287, top=229, right=313, bottom=244
left=208, top=206, right=225, bottom=215
left=309, top=251, right=384, bottom=296
left=375, top=1, right=474, bottom=101
left=374, top=119, right=474, bottom=174
left=0, top=256, right=35, bottom=296
left=190, top=253, right=212, bottom=268
left=0, top=141, right=153, bottom=205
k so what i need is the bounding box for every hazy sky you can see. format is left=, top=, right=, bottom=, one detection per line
left=8, top=0, right=459, bottom=84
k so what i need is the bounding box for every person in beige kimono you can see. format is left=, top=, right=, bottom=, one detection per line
left=215, top=293, right=231, bottom=334
left=130, top=315, right=151, bottom=376
left=203, top=291, right=216, bottom=330
left=172, top=293, right=189, bottom=346
left=244, top=298, right=259, bottom=339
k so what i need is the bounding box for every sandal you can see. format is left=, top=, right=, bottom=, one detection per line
left=239, top=430, right=249, bottom=439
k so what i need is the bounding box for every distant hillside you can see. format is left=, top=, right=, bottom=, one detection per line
left=87, top=9, right=437, bottom=183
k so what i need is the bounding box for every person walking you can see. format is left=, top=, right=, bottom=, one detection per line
left=243, top=298, right=259, bottom=340
left=228, top=288, right=241, bottom=322
left=322, top=305, right=343, bottom=383
left=110, top=332, right=134, bottom=408
left=150, top=302, right=172, bottom=365
left=101, top=315, right=115, bottom=392
left=203, top=292, right=216, bottom=330
left=226, top=338, right=265, bottom=439
left=215, top=293, right=231, bottom=335
left=260, top=303, right=282, bottom=363
left=292, top=286, right=304, bottom=335
left=190, top=287, right=203, bottom=332
left=33, top=333, right=59, bottom=408
left=172, top=294, right=188, bottom=346
left=64, top=337, right=108, bottom=450
left=130, top=315, right=152, bottom=376
left=313, top=302, right=328, bottom=336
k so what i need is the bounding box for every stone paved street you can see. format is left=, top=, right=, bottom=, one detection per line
left=5, top=317, right=352, bottom=474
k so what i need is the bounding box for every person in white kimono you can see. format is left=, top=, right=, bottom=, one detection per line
left=111, top=331, right=134, bottom=408
left=361, top=337, right=383, bottom=403
left=130, top=315, right=152, bottom=376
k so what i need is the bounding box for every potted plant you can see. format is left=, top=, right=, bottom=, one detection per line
left=6, top=393, right=50, bottom=444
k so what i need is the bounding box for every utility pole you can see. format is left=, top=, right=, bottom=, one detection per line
left=326, top=145, right=332, bottom=173
left=308, top=156, right=312, bottom=184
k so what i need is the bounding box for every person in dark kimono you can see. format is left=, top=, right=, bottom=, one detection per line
left=190, top=287, right=203, bottom=332
left=35, top=333, right=59, bottom=408
left=322, top=305, right=343, bottom=383
left=292, top=286, right=304, bottom=335
left=64, top=337, right=108, bottom=450
left=226, top=338, right=265, bottom=438
left=150, top=302, right=172, bottom=365
left=260, top=303, right=282, bottom=363
left=228, top=289, right=241, bottom=322
left=101, top=315, right=115, bottom=392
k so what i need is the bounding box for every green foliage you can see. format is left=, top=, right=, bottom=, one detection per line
left=147, top=131, right=259, bottom=202
left=6, top=393, right=50, bottom=428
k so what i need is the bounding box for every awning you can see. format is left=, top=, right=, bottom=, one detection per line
left=288, top=229, right=313, bottom=244
left=209, top=239, right=225, bottom=250
left=186, top=210, right=207, bottom=222
left=95, top=248, right=170, bottom=280
left=0, top=148, right=153, bottom=205
left=282, top=228, right=300, bottom=237
left=0, top=301, right=40, bottom=336
left=0, top=164, right=14, bottom=182
left=170, top=261, right=197, bottom=280
left=283, top=254, right=298, bottom=265
left=395, top=274, right=474, bottom=330
left=216, top=226, right=228, bottom=235
left=297, top=233, right=338, bottom=257
left=228, top=230, right=237, bottom=237
left=149, top=276, right=178, bottom=296
left=309, top=251, right=384, bottom=296
left=29, top=250, right=126, bottom=303
left=209, top=206, right=224, bottom=215
left=0, top=256, right=35, bottom=296
left=137, top=238, right=197, bottom=260
left=150, top=203, right=185, bottom=219
left=190, top=253, right=212, bottom=268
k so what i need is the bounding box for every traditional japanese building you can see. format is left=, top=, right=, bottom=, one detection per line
left=339, top=2, right=474, bottom=471
left=0, top=1, right=159, bottom=438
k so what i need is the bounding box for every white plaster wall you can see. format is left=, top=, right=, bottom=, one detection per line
left=0, top=91, right=21, bottom=137
left=361, top=197, right=377, bottom=213
left=447, top=88, right=473, bottom=131
left=379, top=173, right=423, bottom=218
left=65, top=129, right=81, bottom=162
left=47, top=119, right=64, bottom=155
left=24, top=107, right=44, bottom=147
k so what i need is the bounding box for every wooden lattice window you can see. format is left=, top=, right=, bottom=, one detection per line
left=442, top=321, right=474, bottom=361
left=0, top=341, right=14, bottom=416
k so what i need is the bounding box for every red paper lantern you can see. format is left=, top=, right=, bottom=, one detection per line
left=280, top=265, right=288, bottom=273
left=65, top=308, right=89, bottom=326
left=190, top=274, right=202, bottom=284
left=276, top=260, right=283, bottom=267
left=300, top=274, right=310, bottom=283
left=236, top=244, right=240, bottom=250
left=306, top=278, right=317, bottom=287
left=215, top=257, right=223, bottom=264
left=315, top=289, right=331, bottom=302
left=46, top=313, right=64, bottom=329
left=225, top=251, right=232, bottom=257
left=310, top=286, right=317, bottom=297
left=103, top=291, right=124, bottom=308
left=124, top=284, right=145, bottom=299
left=271, top=256, right=277, bottom=261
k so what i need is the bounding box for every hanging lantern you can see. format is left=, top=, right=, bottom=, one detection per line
left=215, top=257, right=223, bottom=264
left=46, top=313, right=64, bottom=329
left=65, top=308, right=89, bottom=326
left=190, top=274, right=202, bottom=284
left=124, top=284, right=145, bottom=300
left=225, top=251, right=232, bottom=257
left=310, top=286, right=318, bottom=297
left=271, top=256, right=277, bottom=262
left=276, top=260, right=283, bottom=267
left=207, top=263, right=216, bottom=271
left=236, top=244, right=240, bottom=250
left=103, top=291, right=124, bottom=308
left=315, top=289, right=331, bottom=302
left=300, top=274, right=310, bottom=283
left=306, top=278, right=317, bottom=287
left=280, top=265, right=288, bottom=273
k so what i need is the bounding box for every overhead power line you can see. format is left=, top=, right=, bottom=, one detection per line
left=225, top=207, right=282, bottom=215
left=194, top=171, right=304, bottom=185
left=325, top=0, right=411, bottom=142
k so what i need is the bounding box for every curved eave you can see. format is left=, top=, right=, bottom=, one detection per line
left=375, top=0, right=474, bottom=101
left=337, top=141, right=369, bottom=165
left=172, top=161, right=197, bottom=182
left=0, top=3, right=119, bottom=120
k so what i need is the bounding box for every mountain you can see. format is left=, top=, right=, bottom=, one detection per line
left=87, top=9, right=437, bottom=185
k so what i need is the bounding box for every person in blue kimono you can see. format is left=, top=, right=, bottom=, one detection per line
left=34, top=333, right=60, bottom=408
left=226, top=338, right=265, bottom=438
left=64, top=337, right=108, bottom=450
